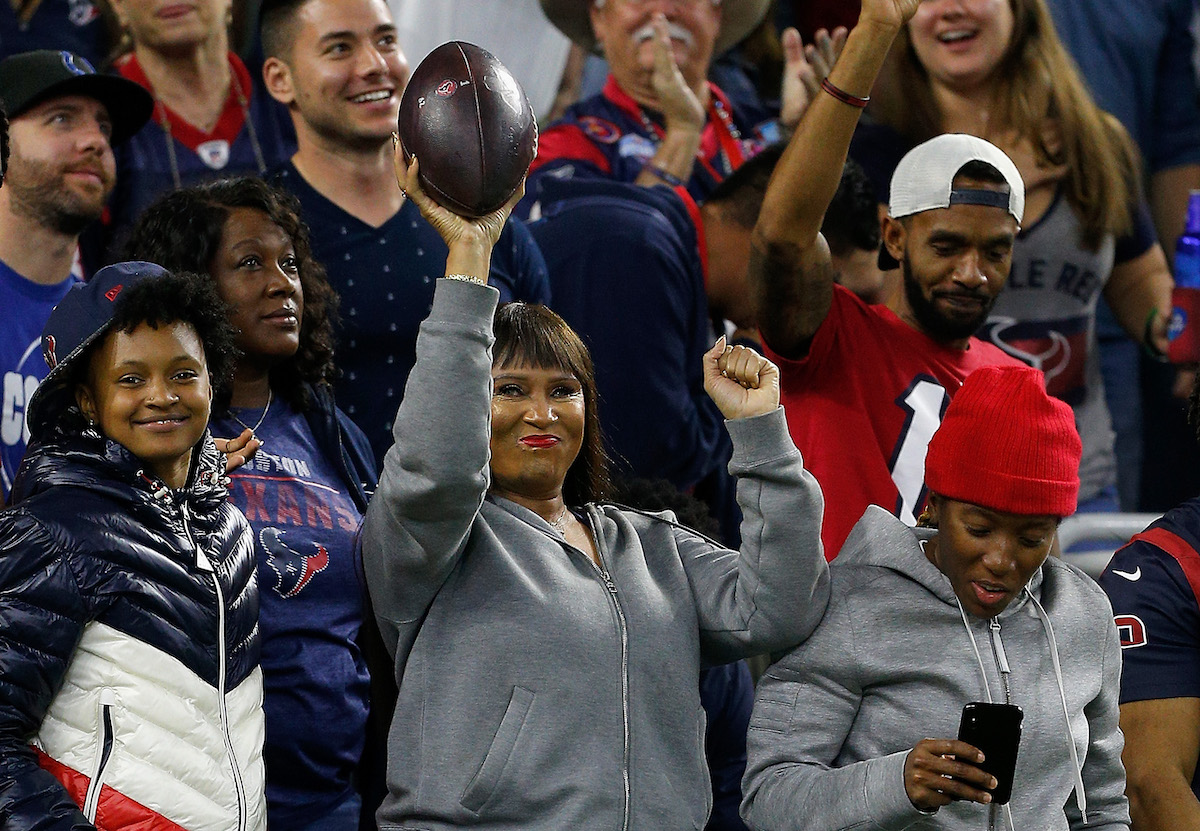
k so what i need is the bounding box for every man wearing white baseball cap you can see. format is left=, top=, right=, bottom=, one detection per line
left=747, top=0, right=1027, bottom=561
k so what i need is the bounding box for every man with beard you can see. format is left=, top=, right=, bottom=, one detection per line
left=749, top=14, right=1024, bottom=560
left=0, top=50, right=151, bottom=499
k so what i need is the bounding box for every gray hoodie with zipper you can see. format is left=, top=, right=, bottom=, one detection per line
left=742, top=506, right=1129, bottom=831
left=361, top=279, right=830, bottom=831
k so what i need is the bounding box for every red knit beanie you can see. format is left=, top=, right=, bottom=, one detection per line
left=925, top=365, right=1081, bottom=517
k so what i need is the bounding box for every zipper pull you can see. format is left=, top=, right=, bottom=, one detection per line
left=989, top=618, right=1011, bottom=674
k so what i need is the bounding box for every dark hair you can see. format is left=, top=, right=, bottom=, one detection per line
left=823, top=158, right=881, bottom=257
left=122, top=177, right=338, bottom=411
left=259, top=0, right=311, bottom=60
left=704, top=142, right=784, bottom=229
left=1190, top=372, right=1200, bottom=447
left=492, top=302, right=611, bottom=505
left=56, top=272, right=237, bottom=434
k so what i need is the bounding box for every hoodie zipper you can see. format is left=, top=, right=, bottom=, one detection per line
left=552, top=510, right=631, bottom=831
left=181, top=499, right=249, bottom=831
left=987, top=618, right=1012, bottom=831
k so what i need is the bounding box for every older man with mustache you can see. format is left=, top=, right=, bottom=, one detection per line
left=521, top=0, right=830, bottom=216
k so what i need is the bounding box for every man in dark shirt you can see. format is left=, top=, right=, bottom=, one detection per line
left=260, top=0, right=550, bottom=464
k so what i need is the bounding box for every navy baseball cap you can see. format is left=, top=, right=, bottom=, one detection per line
left=0, top=50, right=154, bottom=146
left=26, top=261, right=169, bottom=439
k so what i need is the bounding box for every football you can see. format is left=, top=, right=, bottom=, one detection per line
left=398, top=41, right=538, bottom=217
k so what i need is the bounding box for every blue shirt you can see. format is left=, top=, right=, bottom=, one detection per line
left=270, top=161, right=551, bottom=465
left=0, top=0, right=106, bottom=65
left=212, top=402, right=368, bottom=830
left=0, top=260, right=77, bottom=500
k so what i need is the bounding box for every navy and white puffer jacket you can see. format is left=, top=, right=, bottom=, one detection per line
left=0, top=432, right=266, bottom=831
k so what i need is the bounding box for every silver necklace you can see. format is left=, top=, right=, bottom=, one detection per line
left=549, top=505, right=570, bottom=534
left=229, top=389, right=272, bottom=439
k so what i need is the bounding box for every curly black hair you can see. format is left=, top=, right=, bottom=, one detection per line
left=49, top=271, right=238, bottom=437
left=122, top=177, right=339, bottom=411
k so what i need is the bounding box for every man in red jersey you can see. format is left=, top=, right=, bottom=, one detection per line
left=749, top=2, right=1026, bottom=559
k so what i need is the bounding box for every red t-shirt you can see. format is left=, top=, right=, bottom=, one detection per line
left=766, top=285, right=1026, bottom=559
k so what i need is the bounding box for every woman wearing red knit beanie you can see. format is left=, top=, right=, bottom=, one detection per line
left=743, top=365, right=1130, bottom=831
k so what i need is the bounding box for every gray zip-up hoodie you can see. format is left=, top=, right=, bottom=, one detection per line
left=361, top=279, right=830, bottom=831
left=742, top=506, right=1129, bottom=831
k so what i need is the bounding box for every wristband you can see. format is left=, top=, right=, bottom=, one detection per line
left=643, top=163, right=685, bottom=187
left=820, top=77, right=869, bottom=109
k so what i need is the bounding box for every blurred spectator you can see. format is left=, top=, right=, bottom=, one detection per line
left=0, top=50, right=150, bottom=499
left=1097, top=376, right=1200, bottom=831
left=105, top=0, right=295, bottom=251
left=749, top=6, right=1025, bottom=558
left=852, top=0, right=1174, bottom=515
left=523, top=0, right=789, bottom=215
left=0, top=0, right=108, bottom=66
left=259, top=0, right=549, bottom=465
left=1046, top=0, right=1200, bottom=513
left=387, top=0, right=573, bottom=120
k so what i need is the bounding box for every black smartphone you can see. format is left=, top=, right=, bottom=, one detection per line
left=956, top=702, right=1023, bottom=804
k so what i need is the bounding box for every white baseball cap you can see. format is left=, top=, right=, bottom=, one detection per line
left=879, top=133, right=1025, bottom=269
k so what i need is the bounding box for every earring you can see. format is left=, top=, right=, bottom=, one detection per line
left=82, top=419, right=102, bottom=442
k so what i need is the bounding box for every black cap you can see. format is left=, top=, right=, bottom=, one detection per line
left=0, top=50, right=154, bottom=146
left=26, top=261, right=169, bottom=439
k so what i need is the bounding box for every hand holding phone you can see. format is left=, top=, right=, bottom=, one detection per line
left=903, top=738, right=998, bottom=812
left=957, top=702, right=1023, bottom=805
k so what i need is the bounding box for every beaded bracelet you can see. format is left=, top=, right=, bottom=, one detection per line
left=820, top=77, right=870, bottom=109
left=643, top=163, right=685, bottom=187
left=441, top=273, right=484, bottom=284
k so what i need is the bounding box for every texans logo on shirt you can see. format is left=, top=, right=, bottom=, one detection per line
left=261, top=526, right=329, bottom=598
left=1114, top=614, right=1148, bottom=648
left=981, top=316, right=1089, bottom=406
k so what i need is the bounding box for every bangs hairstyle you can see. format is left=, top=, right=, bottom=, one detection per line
left=880, top=0, right=1141, bottom=249
left=492, top=302, right=611, bottom=505
left=122, top=177, right=338, bottom=412
left=53, top=272, right=237, bottom=435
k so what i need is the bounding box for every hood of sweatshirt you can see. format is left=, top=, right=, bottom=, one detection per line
left=837, top=505, right=1045, bottom=620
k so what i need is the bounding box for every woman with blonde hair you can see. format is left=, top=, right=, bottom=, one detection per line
left=851, top=0, right=1174, bottom=512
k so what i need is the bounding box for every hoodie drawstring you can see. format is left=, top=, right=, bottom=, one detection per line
left=1028, top=591, right=1088, bottom=823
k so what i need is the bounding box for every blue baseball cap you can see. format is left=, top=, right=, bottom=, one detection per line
left=26, top=261, right=169, bottom=439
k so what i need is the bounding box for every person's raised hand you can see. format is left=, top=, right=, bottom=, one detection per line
left=214, top=428, right=262, bottom=474
left=780, top=26, right=848, bottom=128
left=903, top=738, right=997, bottom=813
left=395, top=147, right=522, bottom=258
left=860, top=0, right=925, bottom=29
left=703, top=337, right=780, bottom=420
left=647, top=12, right=705, bottom=132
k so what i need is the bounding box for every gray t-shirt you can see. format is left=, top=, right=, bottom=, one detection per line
left=980, top=191, right=1116, bottom=501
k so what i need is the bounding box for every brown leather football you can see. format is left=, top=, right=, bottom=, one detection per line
left=397, top=41, right=537, bottom=217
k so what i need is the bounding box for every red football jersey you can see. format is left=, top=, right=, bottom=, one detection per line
left=767, top=285, right=1027, bottom=560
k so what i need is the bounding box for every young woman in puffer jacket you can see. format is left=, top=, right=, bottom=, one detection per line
left=0, top=262, right=267, bottom=831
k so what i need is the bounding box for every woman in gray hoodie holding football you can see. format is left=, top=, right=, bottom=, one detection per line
left=358, top=149, right=830, bottom=831
left=742, top=364, right=1129, bottom=831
